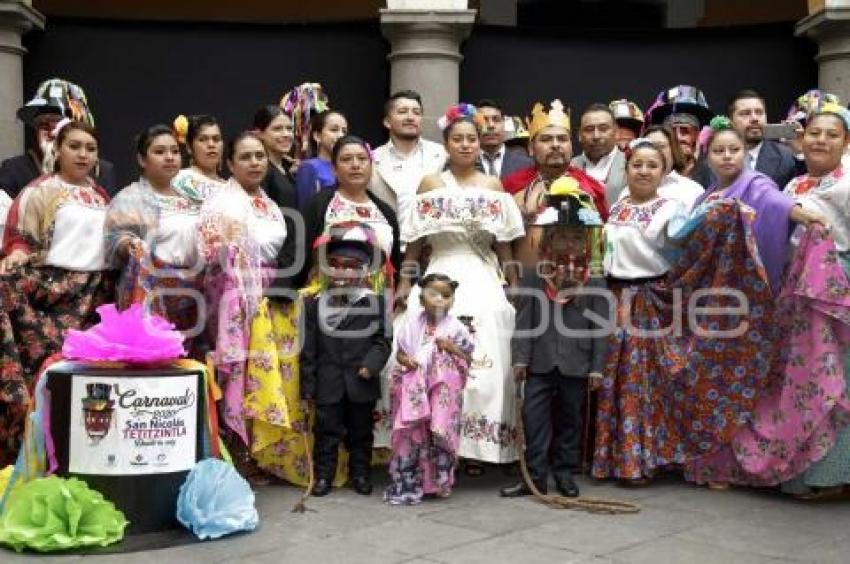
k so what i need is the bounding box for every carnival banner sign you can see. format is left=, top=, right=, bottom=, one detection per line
left=69, top=375, right=198, bottom=475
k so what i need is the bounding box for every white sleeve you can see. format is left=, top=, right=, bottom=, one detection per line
left=644, top=200, right=686, bottom=243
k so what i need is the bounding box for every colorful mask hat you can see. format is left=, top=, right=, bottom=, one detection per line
left=502, top=115, right=530, bottom=144
left=17, top=78, right=95, bottom=128
left=787, top=89, right=849, bottom=130
left=645, top=85, right=713, bottom=128
left=610, top=99, right=645, bottom=134
left=535, top=177, right=605, bottom=277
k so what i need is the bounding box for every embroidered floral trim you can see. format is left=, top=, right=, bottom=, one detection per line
left=461, top=412, right=517, bottom=448
left=407, top=189, right=525, bottom=242
left=58, top=184, right=108, bottom=210
left=608, top=197, right=670, bottom=229
left=417, top=194, right=504, bottom=223
left=250, top=192, right=285, bottom=223
left=786, top=166, right=845, bottom=198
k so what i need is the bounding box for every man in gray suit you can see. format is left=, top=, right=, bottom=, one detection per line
left=692, top=89, right=803, bottom=190
left=570, top=104, right=627, bottom=204
left=477, top=99, right=533, bottom=179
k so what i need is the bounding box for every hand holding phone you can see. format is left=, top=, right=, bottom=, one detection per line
left=762, top=123, right=799, bottom=141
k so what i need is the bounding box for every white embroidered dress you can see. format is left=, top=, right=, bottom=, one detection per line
left=391, top=171, right=525, bottom=462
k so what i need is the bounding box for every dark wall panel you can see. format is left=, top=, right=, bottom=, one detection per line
left=461, top=24, right=817, bottom=133
left=22, top=19, right=817, bottom=185
left=23, top=19, right=390, bottom=187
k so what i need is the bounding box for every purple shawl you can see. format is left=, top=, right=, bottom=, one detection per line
left=695, top=170, right=795, bottom=294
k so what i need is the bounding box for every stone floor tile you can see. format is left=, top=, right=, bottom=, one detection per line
left=427, top=535, right=585, bottom=564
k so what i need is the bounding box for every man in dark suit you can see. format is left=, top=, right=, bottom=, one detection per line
left=692, top=89, right=804, bottom=190
left=477, top=99, right=533, bottom=180
left=0, top=78, right=117, bottom=198
left=301, top=229, right=392, bottom=497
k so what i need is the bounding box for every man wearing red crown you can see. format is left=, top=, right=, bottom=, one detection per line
left=503, top=100, right=608, bottom=266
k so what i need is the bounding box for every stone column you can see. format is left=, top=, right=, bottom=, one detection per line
left=796, top=1, right=850, bottom=104
left=380, top=2, right=476, bottom=141
left=0, top=0, right=44, bottom=160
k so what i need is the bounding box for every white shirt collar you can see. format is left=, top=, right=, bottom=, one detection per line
left=584, top=147, right=618, bottom=183
left=387, top=138, right=424, bottom=162
left=748, top=141, right=763, bottom=166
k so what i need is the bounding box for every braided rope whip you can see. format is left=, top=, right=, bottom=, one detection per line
left=514, top=381, right=640, bottom=514
left=292, top=414, right=317, bottom=513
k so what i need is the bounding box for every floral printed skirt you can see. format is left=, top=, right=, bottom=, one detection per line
left=685, top=227, right=850, bottom=487
left=248, top=298, right=348, bottom=487
left=384, top=361, right=465, bottom=504
left=593, top=201, right=778, bottom=480
left=0, top=265, right=113, bottom=466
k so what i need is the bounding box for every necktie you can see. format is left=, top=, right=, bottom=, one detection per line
left=746, top=152, right=754, bottom=170
left=484, top=153, right=498, bottom=176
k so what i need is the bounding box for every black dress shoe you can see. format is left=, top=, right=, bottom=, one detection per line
left=351, top=476, right=373, bottom=495
left=312, top=478, right=332, bottom=497
left=499, top=481, right=546, bottom=497
left=554, top=474, right=579, bottom=498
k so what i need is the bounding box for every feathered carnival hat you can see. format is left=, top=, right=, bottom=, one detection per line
left=786, top=89, right=850, bottom=130
left=527, top=99, right=571, bottom=139
left=279, top=82, right=329, bottom=159
left=535, top=177, right=605, bottom=277
left=534, top=176, right=603, bottom=228
left=17, top=78, right=95, bottom=128
left=644, top=85, right=713, bottom=128
left=437, top=102, right=484, bottom=131
left=609, top=99, right=644, bottom=133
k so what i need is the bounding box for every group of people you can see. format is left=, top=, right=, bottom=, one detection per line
left=0, top=77, right=848, bottom=507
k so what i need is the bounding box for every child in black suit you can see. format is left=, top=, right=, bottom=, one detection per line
left=301, top=224, right=391, bottom=496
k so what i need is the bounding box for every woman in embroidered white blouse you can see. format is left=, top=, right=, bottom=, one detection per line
left=0, top=120, right=114, bottom=467
left=594, top=139, right=686, bottom=485
left=604, top=140, right=685, bottom=280
left=171, top=114, right=226, bottom=202
left=198, top=131, right=292, bottom=485
left=106, top=124, right=203, bottom=337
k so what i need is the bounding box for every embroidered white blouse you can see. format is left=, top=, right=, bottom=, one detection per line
left=7, top=176, right=108, bottom=271
left=784, top=166, right=850, bottom=252
left=604, top=195, right=686, bottom=279
left=325, top=191, right=394, bottom=256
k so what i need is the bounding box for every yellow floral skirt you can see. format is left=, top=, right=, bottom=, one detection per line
left=245, top=297, right=348, bottom=487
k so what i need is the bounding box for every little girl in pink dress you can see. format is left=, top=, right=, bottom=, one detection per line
left=384, top=273, right=474, bottom=505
